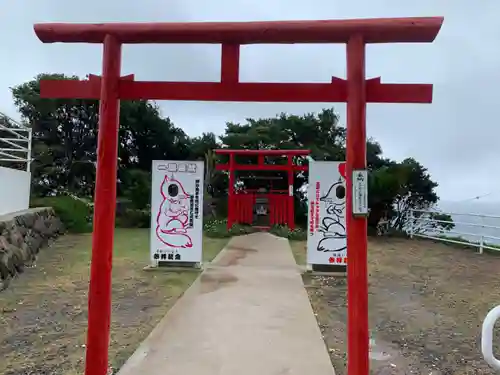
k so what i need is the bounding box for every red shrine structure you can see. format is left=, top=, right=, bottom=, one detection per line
left=33, top=17, right=443, bottom=375
left=215, top=149, right=310, bottom=230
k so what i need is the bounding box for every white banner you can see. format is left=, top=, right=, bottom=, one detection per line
left=307, top=161, right=347, bottom=266
left=150, top=160, right=204, bottom=264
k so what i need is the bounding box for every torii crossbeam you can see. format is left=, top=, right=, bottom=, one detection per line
left=33, top=16, right=443, bottom=375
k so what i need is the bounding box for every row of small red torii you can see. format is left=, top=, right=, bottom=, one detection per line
left=33, top=17, right=443, bottom=375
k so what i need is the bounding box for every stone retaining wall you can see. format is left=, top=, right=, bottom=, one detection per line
left=0, top=207, right=64, bottom=290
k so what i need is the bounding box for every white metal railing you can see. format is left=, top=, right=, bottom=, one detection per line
left=0, top=111, right=32, bottom=172
left=482, top=305, right=500, bottom=371
left=408, top=209, right=500, bottom=254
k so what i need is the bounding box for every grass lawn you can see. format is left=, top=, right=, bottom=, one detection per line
left=0, top=228, right=228, bottom=375
left=289, top=240, right=307, bottom=265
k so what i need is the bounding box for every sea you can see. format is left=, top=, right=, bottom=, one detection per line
left=433, top=201, right=500, bottom=246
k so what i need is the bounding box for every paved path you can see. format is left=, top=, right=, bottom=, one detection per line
left=117, top=233, right=336, bottom=375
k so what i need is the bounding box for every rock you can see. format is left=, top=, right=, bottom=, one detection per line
left=0, top=208, right=64, bottom=291
left=0, top=235, right=9, bottom=250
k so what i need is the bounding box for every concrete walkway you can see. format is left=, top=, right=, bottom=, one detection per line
left=117, top=233, right=336, bottom=375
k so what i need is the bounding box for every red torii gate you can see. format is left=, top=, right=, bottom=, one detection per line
left=215, top=148, right=310, bottom=230
left=33, top=17, right=443, bottom=375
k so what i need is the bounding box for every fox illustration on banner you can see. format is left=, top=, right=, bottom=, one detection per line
left=156, top=174, right=193, bottom=248
left=317, top=162, right=347, bottom=253
left=307, top=160, right=347, bottom=266
left=150, top=160, right=204, bottom=265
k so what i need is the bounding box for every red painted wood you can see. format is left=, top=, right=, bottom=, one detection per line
left=269, top=195, right=275, bottom=226
left=244, top=189, right=288, bottom=193
left=287, top=155, right=295, bottom=230
left=39, top=79, right=433, bottom=103
left=233, top=193, right=257, bottom=225
left=215, top=149, right=310, bottom=156
left=84, top=35, right=122, bottom=375
left=221, top=44, right=240, bottom=83
left=267, top=194, right=288, bottom=227
left=34, top=17, right=443, bottom=44
left=346, top=35, right=369, bottom=375
left=216, top=163, right=308, bottom=172
left=281, top=195, right=287, bottom=224
left=228, top=154, right=235, bottom=229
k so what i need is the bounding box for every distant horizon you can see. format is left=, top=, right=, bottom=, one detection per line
left=440, top=199, right=500, bottom=204
left=437, top=200, right=500, bottom=216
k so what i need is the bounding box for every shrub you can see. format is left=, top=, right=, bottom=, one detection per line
left=203, top=219, right=307, bottom=240
left=30, top=195, right=92, bottom=233
left=115, top=208, right=151, bottom=228
left=203, top=219, right=256, bottom=238
left=269, top=225, right=307, bottom=241
left=119, top=169, right=152, bottom=210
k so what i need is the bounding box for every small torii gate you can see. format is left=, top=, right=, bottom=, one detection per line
left=215, top=148, right=310, bottom=230
left=33, top=17, right=443, bottom=375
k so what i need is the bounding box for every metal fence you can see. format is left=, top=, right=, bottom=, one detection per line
left=408, top=209, right=500, bottom=254
left=409, top=208, right=500, bottom=371
left=0, top=111, right=32, bottom=172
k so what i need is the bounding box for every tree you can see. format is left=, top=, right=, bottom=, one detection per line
left=389, top=158, right=439, bottom=231
left=220, top=108, right=345, bottom=160
left=407, top=211, right=455, bottom=235
left=12, top=73, right=99, bottom=197
left=367, top=158, right=453, bottom=234
left=11, top=74, right=192, bottom=206
left=217, top=108, right=452, bottom=233
left=11, top=73, right=451, bottom=235
left=188, top=132, right=219, bottom=160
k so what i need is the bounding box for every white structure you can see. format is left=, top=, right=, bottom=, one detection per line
left=307, top=160, right=347, bottom=267
left=0, top=112, right=32, bottom=216
left=409, top=209, right=500, bottom=254
left=150, top=160, right=204, bottom=267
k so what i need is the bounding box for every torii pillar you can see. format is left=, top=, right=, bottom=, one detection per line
left=33, top=17, right=443, bottom=375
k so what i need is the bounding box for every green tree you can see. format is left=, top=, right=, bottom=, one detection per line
left=11, top=73, right=451, bottom=236
left=220, top=108, right=345, bottom=160
left=11, top=74, right=192, bottom=206
left=12, top=73, right=99, bottom=197
left=217, top=108, right=451, bottom=233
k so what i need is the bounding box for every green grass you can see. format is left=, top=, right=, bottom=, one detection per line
left=289, top=240, right=307, bottom=265
left=0, top=229, right=228, bottom=375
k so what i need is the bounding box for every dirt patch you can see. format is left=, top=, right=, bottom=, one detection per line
left=0, top=229, right=228, bottom=375
left=199, top=271, right=238, bottom=294
left=299, top=238, right=500, bottom=374
left=215, top=245, right=257, bottom=266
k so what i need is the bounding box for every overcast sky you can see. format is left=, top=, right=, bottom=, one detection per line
left=1, top=0, right=498, bottom=203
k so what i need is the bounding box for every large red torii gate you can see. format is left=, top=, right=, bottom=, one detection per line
left=33, top=17, right=443, bottom=375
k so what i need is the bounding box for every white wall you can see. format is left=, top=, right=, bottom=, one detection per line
left=0, top=166, right=31, bottom=216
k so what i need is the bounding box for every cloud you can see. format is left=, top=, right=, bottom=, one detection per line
left=1, top=0, right=498, bottom=202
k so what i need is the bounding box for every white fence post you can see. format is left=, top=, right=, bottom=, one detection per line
left=409, top=209, right=414, bottom=239
left=0, top=112, right=32, bottom=215
left=407, top=209, right=500, bottom=254
left=482, top=305, right=500, bottom=371
left=27, top=127, right=32, bottom=173
left=0, top=111, right=31, bottom=170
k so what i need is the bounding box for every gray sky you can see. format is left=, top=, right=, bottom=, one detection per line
left=1, top=0, right=498, bottom=202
